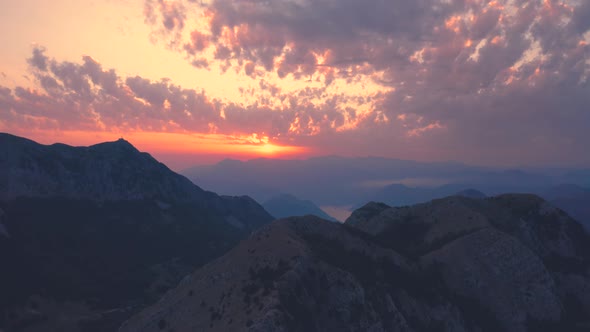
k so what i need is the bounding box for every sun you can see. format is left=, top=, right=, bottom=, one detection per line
left=258, top=143, right=281, bottom=155
left=253, top=142, right=305, bottom=156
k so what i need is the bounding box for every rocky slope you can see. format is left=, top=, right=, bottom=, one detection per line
left=0, top=133, right=273, bottom=332
left=121, top=194, right=590, bottom=332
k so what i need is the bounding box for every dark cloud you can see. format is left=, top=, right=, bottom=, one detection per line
left=572, top=1, right=590, bottom=33
left=135, top=0, right=587, bottom=165
left=27, top=47, right=49, bottom=71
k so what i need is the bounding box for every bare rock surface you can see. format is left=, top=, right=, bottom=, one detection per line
left=122, top=194, right=590, bottom=332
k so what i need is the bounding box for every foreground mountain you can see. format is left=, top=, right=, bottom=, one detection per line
left=0, top=133, right=273, bottom=332
left=121, top=194, right=590, bottom=332
left=263, top=194, right=338, bottom=222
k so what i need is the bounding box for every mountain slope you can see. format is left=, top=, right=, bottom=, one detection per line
left=263, top=194, right=338, bottom=222
left=0, top=133, right=273, bottom=332
left=121, top=194, right=590, bottom=332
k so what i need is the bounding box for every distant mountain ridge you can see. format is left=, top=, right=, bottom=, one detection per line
left=0, top=133, right=273, bottom=331
left=181, top=157, right=588, bottom=209
left=181, top=156, right=488, bottom=205
left=121, top=194, right=590, bottom=331
left=263, top=194, right=338, bottom=222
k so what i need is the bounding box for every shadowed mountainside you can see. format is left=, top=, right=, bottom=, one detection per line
left=121, top=194, right=590, bottom=332
left=0, top=133, right=273, bottom=332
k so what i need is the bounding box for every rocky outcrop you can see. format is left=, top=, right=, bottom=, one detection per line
left=348, top=194, right=590, bottom=331
left=120, top=218, right=419, bottom=332
left=121, top=194, right=590, bottom=332
left=423, top=228, right=561, bottom=331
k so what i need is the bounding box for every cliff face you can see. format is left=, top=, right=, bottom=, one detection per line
left=121, top=194, right=590, bottom=332
left=0, top=134, right=273, bottom=332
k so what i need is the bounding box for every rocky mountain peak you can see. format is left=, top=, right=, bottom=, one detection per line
left=92, top=137, right=139, bottom=152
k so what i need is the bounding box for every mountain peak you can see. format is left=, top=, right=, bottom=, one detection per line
left=0, top=133, right=200, bottom=201
left=89, top=137, right=139, bottom=153
left=115, top=137, right=133, bottom=146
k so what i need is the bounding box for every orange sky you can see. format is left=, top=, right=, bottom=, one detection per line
left=0, top=0, right=386, bottom=164
left=1, top=0, right=589, bottom=167
left=12, top=129, right=310, bottom=170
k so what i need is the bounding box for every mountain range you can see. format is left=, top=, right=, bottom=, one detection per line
left=183, top=158, right=590, bottom=229
left=2, top=133, right=590, bottom=331
left=121, top=194, right=590, bottom=331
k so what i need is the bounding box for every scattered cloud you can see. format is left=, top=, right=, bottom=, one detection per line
left=1, top=48, right=373, bottom=145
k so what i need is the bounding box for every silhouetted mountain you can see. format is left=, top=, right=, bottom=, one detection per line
left=263, top=194, right=338, bottom=222
left=0, top=133, right=202, bottom=201
left=0, top=133, right=273, bottom=331
left=121, top=194, right=590, bottom=332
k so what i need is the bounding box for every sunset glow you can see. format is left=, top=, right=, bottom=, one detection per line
left=1, top=0, right=589, bottom=167
left=16, top=129, right=307, bottom=163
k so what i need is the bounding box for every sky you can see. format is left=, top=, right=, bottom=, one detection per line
left=0, top=0, right=589, bottom=170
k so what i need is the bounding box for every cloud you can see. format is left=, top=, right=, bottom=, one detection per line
left=144, top=0, right=189, bottom=47
left=1, top=48, right=365, bottom=144
left=27, top=46, right=49, bottom=71
left=138, top=0, right=590, bottom=165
